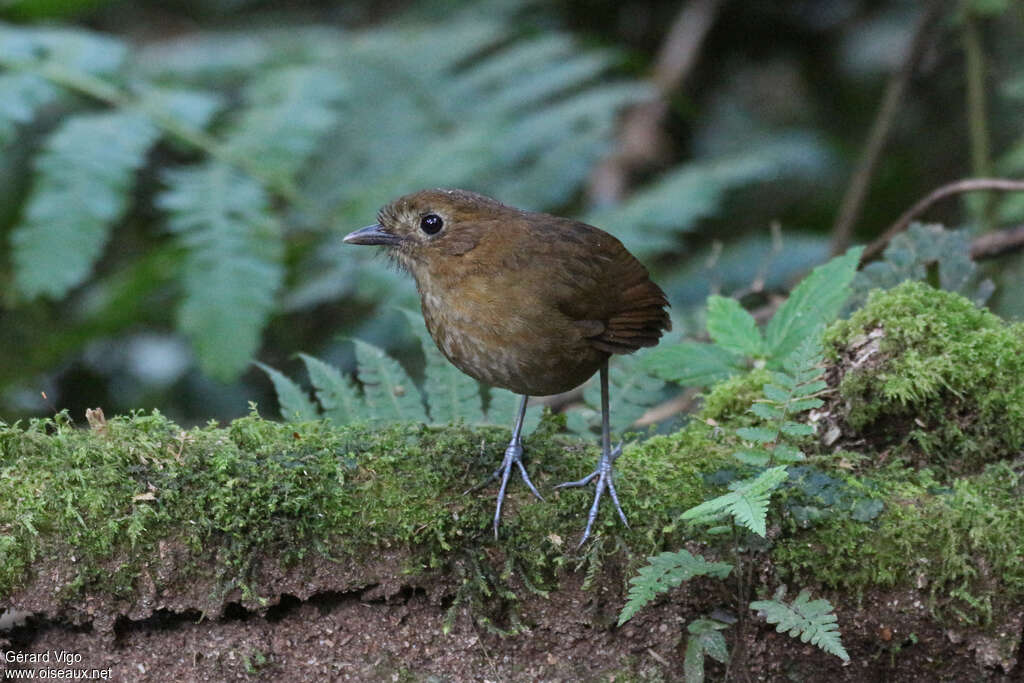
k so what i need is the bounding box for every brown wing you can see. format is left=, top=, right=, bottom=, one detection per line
left=528, top=216, right=671, bottom=355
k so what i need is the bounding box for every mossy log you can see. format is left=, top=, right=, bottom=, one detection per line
left=2, top=283, right=1022, bottom=681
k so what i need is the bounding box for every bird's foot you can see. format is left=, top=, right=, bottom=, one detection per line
left=464, top=438, right=543, bottom=539
left=555, top=442, right=628, bottom=547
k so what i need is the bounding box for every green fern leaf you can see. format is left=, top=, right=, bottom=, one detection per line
left=780, top=422, right=815, bottom=437
left=590, top=137, right=828, bottom=259
left=11, top=111, right=158, bottom=299
left=750, top=589, right=850, bottom=662
left=706, top=295, right=764, bottom=357
left=749, top=402, right=784, bottom=421
left=763, top=247, right=862, bottom=361
left=298, top=353, right=367, bottom=423
left=682, top=466, right=788, bottom=536
left=734, top=448, right=771, bottom=466
left=735, top=427, right=778, bottom=443
left=400, top=309, right=485, bottom=425
left=684, top=619, right=730, bottom=683
left=642, top=341, right=743, bottom=388
left=227, top=65, right=344, bottom=179
left=0, top=73, right=58, bottom=146
left=618, top=550, right=732, bottom=626
left=255, top=362, right=317, bottom=421
left=158, top=161, right=283, bottom=379
left=352, top=339, right=427, bottom=422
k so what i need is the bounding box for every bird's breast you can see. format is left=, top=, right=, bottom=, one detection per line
left=416, top=273, right=605, bottom=396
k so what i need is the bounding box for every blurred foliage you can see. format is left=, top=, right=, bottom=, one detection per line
left=0, top=0, right=1022, bottom=425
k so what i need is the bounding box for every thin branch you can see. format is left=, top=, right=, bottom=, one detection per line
left=588, top=0, right=722, bottom=205
left=861, top=177, right=1024, bottom=262
left=829, top=0, right=945, bottom=255
left=962, top=12, right=994, bottom=230
left=970, top=223, right=1024, bottom=260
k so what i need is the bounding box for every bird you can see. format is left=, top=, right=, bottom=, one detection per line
left=343, top=188, right=670, bottom=545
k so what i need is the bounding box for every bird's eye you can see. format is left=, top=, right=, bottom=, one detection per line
left=420, top=213, right=444, bottom=235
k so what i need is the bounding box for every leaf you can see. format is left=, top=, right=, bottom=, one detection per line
left=11, top=111, right=159, bottom=299
left=158, top=161, right=283, bottom=379
left=400, top=309, right=485, bottom=425
left=682, top=466, right=789, bottom=536
left=618, top=550, right=732, bottom=626
left=750, top=589, right=850, bottom=662
left=684, top=618, right=730, bottom=683
left=255, top=361, right=317, bottom=421
left=589, top=136, right=830, bottom=259
left=749, top=402, right=784, bottom=421
left=764, top=247, right=862, bottom=361
left=848, top=223, right=993, bottom=309
left=642, top=341, right=744, bottom=388
left=0, top=72, right=58, bottom=146
left=772, top=444, right=805, bottom=463
left=735, top=427, right=778, bottom=444
left=227, top=64, right=345, bottom=179
left=298, top=353, right=367, bottom=423
left=780, top=421, right=815, bottom=437
left=352, top=339, right=427, bottom=422
left=733, top=448, right=770, bottom=466
left=706, top=295, right=764, bottom=357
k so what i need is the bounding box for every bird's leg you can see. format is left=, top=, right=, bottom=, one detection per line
left=464, top=395, right=544, bottom=538
left=555, top=361, right=629, bottom=547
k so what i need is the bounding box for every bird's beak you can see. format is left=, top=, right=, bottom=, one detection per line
left=343, top=223, right=403, bottom=246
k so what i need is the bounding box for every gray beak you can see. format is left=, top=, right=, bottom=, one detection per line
left=343, top=223, right=403, bottom=246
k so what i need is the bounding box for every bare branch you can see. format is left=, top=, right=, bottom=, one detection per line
left=862, top=177, right=1024, bottom=262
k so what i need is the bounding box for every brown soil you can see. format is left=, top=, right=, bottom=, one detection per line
left=2, top=545, right=1020, bottom=681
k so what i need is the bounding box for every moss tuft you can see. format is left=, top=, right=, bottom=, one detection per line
left=823, top=281, right=1024, bottom=473
left=774, top=461, right=1024, bottom=625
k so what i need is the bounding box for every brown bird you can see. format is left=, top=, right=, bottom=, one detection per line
left=344, top=189, right=670, bottom=545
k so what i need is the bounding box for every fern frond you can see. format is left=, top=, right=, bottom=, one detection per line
left=400, top=310, right=485, bottom=425
left=706, top=295, right=764, bottom=358
left=642, top=341, right=743, bottom=388
left=226, top=65, right=344, bottom=179
left=11, top=111, right=158, bottom=299
left=352, top=339, right=427, bottom=423
left=684, top=619, right=730, bottom=683
left=0, top=73, right=58, bottom=146
left=255, top=362, right=317, bottom=421
left=158, top=161, right=283, bottom=379
left=618, top=550, right=732, bottom=626
left=298, top=353, right=367, bottom=423
left=681, top=466, right=789, bottom=537
left=763, top=247, right=861, bottom=362
left=750, top=589, right=850, bottom=662
left=590, top=137, right=829, bottom=259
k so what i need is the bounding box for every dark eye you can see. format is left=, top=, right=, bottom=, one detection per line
left=420, top=213, right=443, bottom=235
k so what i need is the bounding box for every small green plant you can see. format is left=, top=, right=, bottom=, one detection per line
left=643, top=247, right=862, bottom=389
left=260, top=310, right=663, bottom=437
left=619, top=250, right=863, bottom=680
left=620, top=334, right=849, bottom=678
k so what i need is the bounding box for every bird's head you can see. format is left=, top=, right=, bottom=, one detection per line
left=343, top=189, right=512, bottom=276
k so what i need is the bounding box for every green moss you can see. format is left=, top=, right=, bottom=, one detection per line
left=0, top=407, right=730, bottom=602
left=774, top=461, right=1024, bottom=625
left=698, top=368, right=771, bottom=423
left=823, top=281, right=1024, bottom=473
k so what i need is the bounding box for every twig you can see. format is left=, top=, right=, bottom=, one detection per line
left=829, top=1, right=945, bottom=255
left=588, top=0, right=722, bottom=205
left=861, top=177, right=1024, bottom=262
left=970, top=223, right=1024, bottom=260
